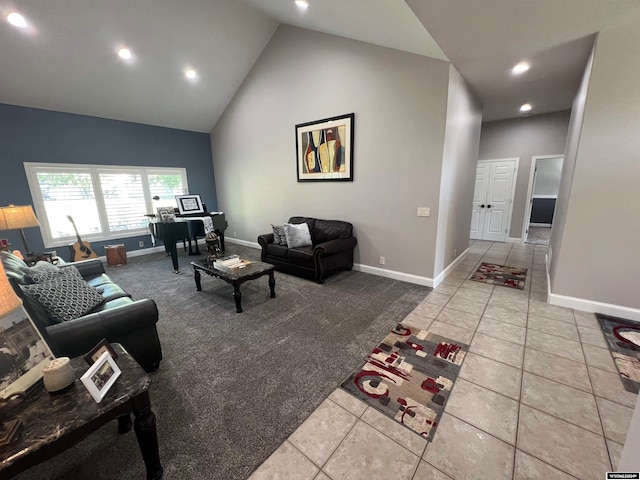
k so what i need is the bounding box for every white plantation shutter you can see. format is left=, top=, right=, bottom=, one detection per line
left=25, top=163, right=188, bottom=247
left=99, top=172, right=148, bottom=232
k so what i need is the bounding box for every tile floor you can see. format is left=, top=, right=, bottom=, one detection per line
left=249, top=240, right=636, bottom=480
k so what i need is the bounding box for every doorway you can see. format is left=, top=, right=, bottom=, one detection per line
left=470, top=158, right=518, bottom=242
left=523, top=155, right=564, bottom=245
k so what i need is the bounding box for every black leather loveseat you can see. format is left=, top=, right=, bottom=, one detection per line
left=258, top=216, right=357, bottom=283
left=1, top=251, right=162, bottom=371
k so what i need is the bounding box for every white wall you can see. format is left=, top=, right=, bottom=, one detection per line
left=435, top=65, right=482, bottom=276
left=550, top=18, right=640, bottom=311
left=533, top=157, right=563, bottom=196
left=478, top=111, right=570, bottom=239
left=211, top=25, right=451, bottom=280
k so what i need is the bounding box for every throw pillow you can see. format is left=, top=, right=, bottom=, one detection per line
left=283, top=223, right=312, bottom=249
left=27, top=265, right=83, bottom=284
left=21, top=276, right=104, bottom=323
left=271, top=224, right=288, bottom=246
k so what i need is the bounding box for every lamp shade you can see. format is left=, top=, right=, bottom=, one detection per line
left=0, top=205, right=40, bottom=230
left=0, top=261, right=22, bottom=319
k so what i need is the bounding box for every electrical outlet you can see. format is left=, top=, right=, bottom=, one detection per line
left=379, top=256, right=385, bottom=265
left=234, top=231, right=237, bottom=237
left=417, top=207, right=430, bottom=217
left=454, top=249, right=457, bottom=257
left=138, top=241, right=144, bottom=247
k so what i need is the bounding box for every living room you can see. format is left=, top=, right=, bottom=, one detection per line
left=1, top=1, right=640, bottom=479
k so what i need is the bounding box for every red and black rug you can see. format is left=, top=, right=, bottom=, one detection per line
left=470, top=262, right=527, bottom=290
left=340, top=323, right=467, bottom=442
left=597, top=313, right=640, bottom=394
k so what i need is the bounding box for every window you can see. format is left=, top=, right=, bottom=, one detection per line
left=25, top=163, right=188, bottom=247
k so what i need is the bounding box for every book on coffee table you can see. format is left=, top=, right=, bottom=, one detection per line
left=213, top=259, right=252, bottom=273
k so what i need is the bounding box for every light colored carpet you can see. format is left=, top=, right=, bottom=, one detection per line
left=525, top=226, right=551, bottom=245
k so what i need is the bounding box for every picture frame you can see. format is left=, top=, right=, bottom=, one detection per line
left=83, top=338, right=118, bottom=366
left=295, top=113, right=354, bottom=182
left=0, top=308, right=56, bottom=400
left=80, top=351, right=121, bottom=403
left=175, top=194, right=205, bottom=215
left=156, top=206, right=176, bottom=223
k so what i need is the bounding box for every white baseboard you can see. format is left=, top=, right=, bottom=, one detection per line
left=548, top=293, right=640, bottom=322
left=225, top=237, right=260, bottom=249
left=545, top=246, right=640, bottom=321
left=530, top=223, right=552, bottom=228
left=126, top=246, right=166, bottom=258
left=508, top=237, right=522, bottom=244
left=353, top=264, right=434, bottom=287
left=432, top=247, right=470, bottom=287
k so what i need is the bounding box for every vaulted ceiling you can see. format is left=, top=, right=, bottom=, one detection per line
left=1, top=0, right=638, bottom=132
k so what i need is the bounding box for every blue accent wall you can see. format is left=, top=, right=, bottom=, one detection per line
left=0, top=103, right=216, bottom=261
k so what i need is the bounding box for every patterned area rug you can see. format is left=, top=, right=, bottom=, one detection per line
left=597, top=313, right=640, bottom=393
left=470, top=262, right=527, bottom=290
left=340, top=323, right=467, bottom=442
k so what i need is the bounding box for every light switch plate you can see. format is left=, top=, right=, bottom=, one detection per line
left=417, top=207, right=430, bottom=217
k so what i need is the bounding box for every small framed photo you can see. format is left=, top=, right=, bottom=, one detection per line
left=80, top=351, right=121, bottom=403
left=83, top=338, right=118, bottom=366
left=156, top=206, right=176, bottom=223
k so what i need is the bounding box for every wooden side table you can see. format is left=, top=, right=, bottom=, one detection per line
left=0, top=344, right=162, bottom=480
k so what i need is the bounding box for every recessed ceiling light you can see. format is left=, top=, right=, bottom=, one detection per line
left=7, top=12, right=28, bottom=28
left=185, top=69, right=197, bottom=80
left=520, top=103, right=532, bottom=112
left=295, top=0, right=309, bottom=9
left=512, top=62, right=530, bottom=75
left=118, top=48, right=132, bottom=60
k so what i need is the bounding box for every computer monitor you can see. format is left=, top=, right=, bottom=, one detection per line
left=175, top=194, right=205, bottom=215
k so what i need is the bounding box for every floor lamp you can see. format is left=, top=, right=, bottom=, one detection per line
left=0, top=205, right=40, bottom=254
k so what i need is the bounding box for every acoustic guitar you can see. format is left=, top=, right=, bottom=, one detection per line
left=67, top=215, right=98, bottom=261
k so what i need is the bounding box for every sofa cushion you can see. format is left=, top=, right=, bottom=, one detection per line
left=95, top=283, right=131, bottom=302
left=88, top=296, right=134, bottom=312
left=85, top=274, right=113, bottom=288
left=313, top=220, right=353, bottom=244
left=21, top=276, right=105, bottom=323
left=266, top=243, right=289, bottom=258
left=271, top=224, right=288, bottom=246
left=288, top=246, right=314, bottom=266
left=284, top=223, right=312, bottom=248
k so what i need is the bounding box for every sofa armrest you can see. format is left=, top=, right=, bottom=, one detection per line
left=314, top=237, right=357, bottom=256
left=258, top=233, right=275, bottom=249
left=62, top=258, right=106, bottom=279
left=46, top=298, right=158, bottom=357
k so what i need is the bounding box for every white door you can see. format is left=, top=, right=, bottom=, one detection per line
left=470, top=163, right=489, bottom=239
left=470, top=159, right=517, bottom=242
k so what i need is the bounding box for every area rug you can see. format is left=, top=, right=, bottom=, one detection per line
left=340, top=323, right=467, bottom=442
left=597, top=313, right=640, bottom=394
left=470, top=262, right=527, bottom=290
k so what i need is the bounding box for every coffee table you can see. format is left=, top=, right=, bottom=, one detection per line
left=191, top=258, right=275, bottom=313
left=0, top=344, right=162, bottom=480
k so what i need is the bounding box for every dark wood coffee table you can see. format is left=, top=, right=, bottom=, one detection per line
left=191, top=258, right=275, bottom=313
left=0, top=344, right=162, bottom=480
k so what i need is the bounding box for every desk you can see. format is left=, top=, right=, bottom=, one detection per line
left=0, top=344, right=162, bottom=480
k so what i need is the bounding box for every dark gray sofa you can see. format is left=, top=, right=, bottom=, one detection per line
left=258, top=216, right=357, bottom=283
left=1, top=251, right=162, bottom=371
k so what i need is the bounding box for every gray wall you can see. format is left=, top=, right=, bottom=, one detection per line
left=478, top=111, right=570, bottom=238
left=533, top=157, right=563, bottom=196
left=550, top=18, right=640, bottom=308
left=435, top=65, right=482, bottom=275
left=211, top=25, right=451, bottom=279
left=0, top=103, right=215, bottom=261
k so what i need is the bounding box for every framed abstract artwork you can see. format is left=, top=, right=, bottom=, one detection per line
left=295, top=113, right=354, bottom=182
